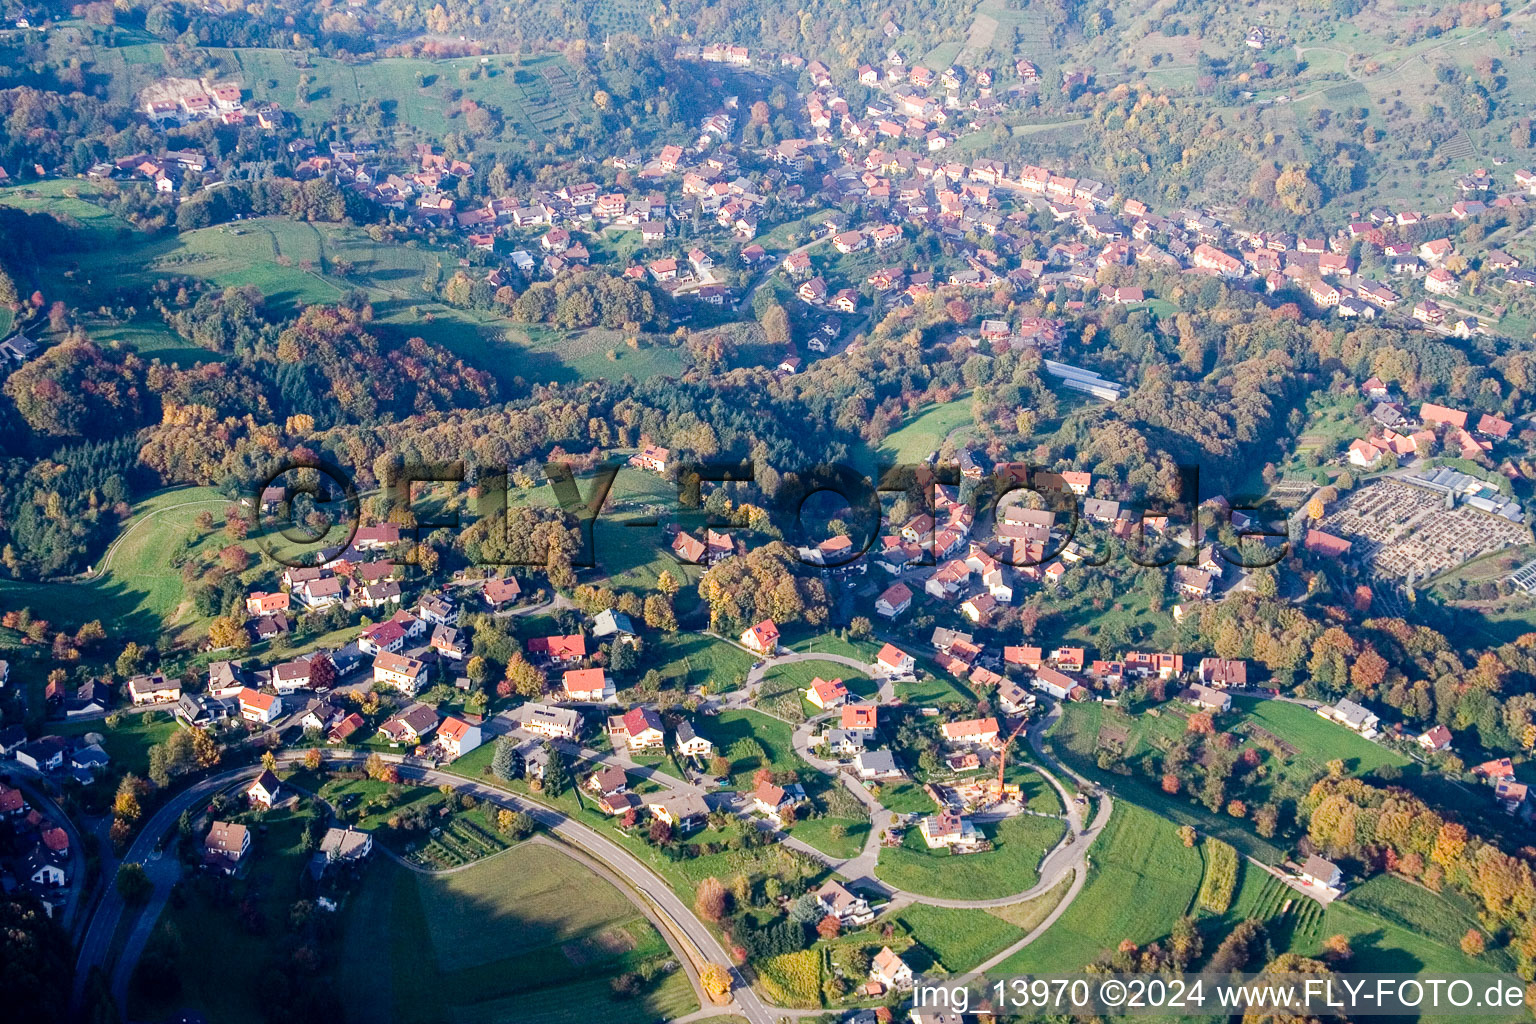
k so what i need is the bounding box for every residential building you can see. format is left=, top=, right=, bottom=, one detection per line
left=237, top=687, right=282, bottom=724
left=517, top=702, right=582, bottom=740
left=437, top=716, right=482, bottom=758
left=740, top=619, right=781, bottom=654
left=373, top=651, right=428, bottom=696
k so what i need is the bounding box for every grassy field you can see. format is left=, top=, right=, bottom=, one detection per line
left=1326, top=874, right=1512, bottom=973
left=57, top=713, right=182, bottom=778
left=0, top=485, right=230, bottom=642
left=985, top=873, right=1073, bottom=931
left=993, top=803, right=1202, bottom=973
left=696, top=708, right=800, bottom=790
left=755, top=658, right=875, bottom=722
left=874, top=814, right=1066, bottom=900
left=896, top=902, right=1026, bottom=972
left=877, top=398, right=974, bottom=464
left=341, top=841, right=697, bottom=1024
left=651, top=633, right=756, bottom=693
left=1048, top=695, right=1413, bottom=863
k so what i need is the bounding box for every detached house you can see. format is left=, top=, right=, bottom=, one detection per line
left=128, top=673, right=181, bottom=706
left=874, top=643, right=914, bottom=677
left=437, top=717, right=482, bottom=759
left=874, top=582, right=913, bottom=619
left=237, top=687, right=282, bottom=724
left=806, top=676, right=850, bottom=709
left=373, top=652, right=428, bottom=696
left=609, top=706, right=665, bottom=751
left=740, top=619, right=781, bottom=655
left=870, top=946, right=915, bottom=991
left=563, top=667, right=614, bottom=702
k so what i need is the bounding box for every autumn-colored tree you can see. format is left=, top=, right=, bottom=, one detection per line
left=701, top=963, right=732, bottom=1003
left=1177, top=825, right=1197, bottom=847
left=505, top=653, right=548, bottom=698
left=303, top=747, right=323, bottom=771
left=219, top=544, right=250, bottom=571
left=1461, top=929, right=1485, bottom=956
left=208, top=616, right=250, bottom=651
left=1322, top=934, right=1352, bottom=963
left=1187, top=712, right=1215, bottom=734
left=644, top=593, right=677, bottom=631
left=1431, top=822, right=1468, bottom=867
left=817, top=914, right=842, bottom=940
left=695, top=877, right=728, bottom=922
left=192, top=727, right=221, bottom=768
left=1162, top=773, right=1181, bottom=795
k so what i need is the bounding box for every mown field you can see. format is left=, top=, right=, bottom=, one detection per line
left=875, top=813, right=1066, bottom=900
left=340, top=841, right=697, bottom=1024
left=755, top=657, right=876, bottom=722
left=991, top=803, right=1202, bottom=973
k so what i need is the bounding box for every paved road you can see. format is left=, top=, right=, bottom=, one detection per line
left=80, top=677, right=1115, bottom=1021
left=72, top=764, right=265, bottom=1009
left=733, top=232, right=830, bottom=315
left=7, top=770, right=88, bottom=932
left=80, top=754, right=778, bottom=1024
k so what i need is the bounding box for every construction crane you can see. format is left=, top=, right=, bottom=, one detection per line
left=992, top=718, right=1030, bottom=802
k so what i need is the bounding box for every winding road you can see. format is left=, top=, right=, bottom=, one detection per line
left=73, top=649, right=1113, bottom=1024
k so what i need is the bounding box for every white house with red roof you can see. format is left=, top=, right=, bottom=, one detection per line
left=359, top=619, right=408, bottom=655
left=841, top=704, right=879, bottom=735
left=237, top=687, right=282, bottom=724
left=247, top=769, right=282, bottom=807
left=874, top=582, right=913, bottom=619
left=940, top=717, right=1000, bottom=746
left=528, top=634, right=587, bottom=664
left=1418, top=725, right=1453, bottom=752
left=740, top=619, right=780, bottom=655
left=563, top=667, right=614, bottom=702
left=874, top=643, right=914, bottom=677
left=437, top=717, right=482, bottom=759
left=806, top=676, right=850, bottom=709
left=608, top=706, right=665, bottom=751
